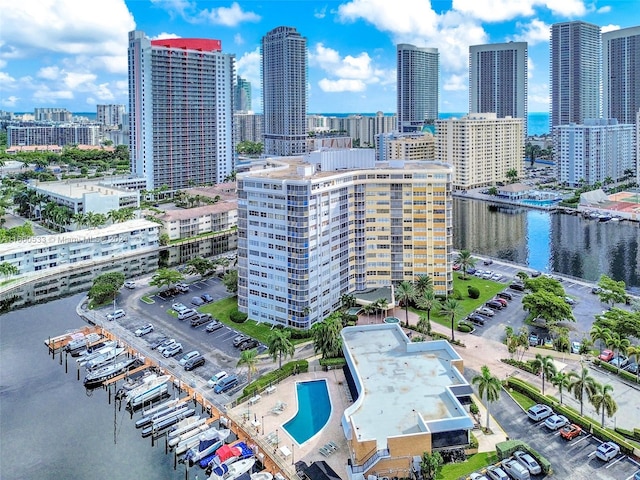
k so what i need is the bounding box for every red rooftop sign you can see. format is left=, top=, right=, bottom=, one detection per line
left=151, top=38, right=222, bottom=52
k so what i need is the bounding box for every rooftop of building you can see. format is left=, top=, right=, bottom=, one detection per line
left=342, top=324, right=473, bottom=448
left=1, top=219, right=159, bottom=256
left=354, top=286, right=393, bottom=305
left=32, top=180, right=136, bottom=199
left=158, top=200, right=238, bottom=221
left=184, top=183, right=237, bottom=200
left=498, top=183, right=532, bottom=193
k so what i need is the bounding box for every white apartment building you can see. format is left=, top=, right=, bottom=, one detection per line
left=159, top=201, right=237, bottom=241
left=435, top=113, right=524, bottom=190
left=7, top=124, right=101, bottom=147
left=128, top=32, right=235, bottom=191
left=234, top=113, right=264, bottom=144
left=397, top=44, right=439, bottom=133
left=602, top=26, right=640, bottom=125
left=237, top=152, right=453, bottom=329
left=553, top=119, right=636, bottom=187
left=0, top=219, right=159, bottom=277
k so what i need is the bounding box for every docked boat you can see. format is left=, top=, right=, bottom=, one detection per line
left=598, top=214, right=612, bottom=222
left=183, top=428, right=231, bottom=467
left=204, top=441, right=253, bottom=472
left=66, top=333, right=102, bottom=354
left=175, top=427, right=214, bottom=456
left=141, top=397, right=184, bottom=417
left=83, top=358, right=141, bottom=388
left=141, top=408, right=195, bottom=437
left=135, top=403, right=189, bottom=429
left=126, top=374, right=170, bottom=408
left=82, top=347, right=125, bottom=369
left=75, top=340, right=116, bottom=358
left=168, top=416, right=204, bottom=439
left=250, top=471, right=273, bottom=480
left=208, top=458, right=256, bottom=480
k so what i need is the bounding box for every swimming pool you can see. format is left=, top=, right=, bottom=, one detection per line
left=282, top=380, right=331, bottom=445
left=521, top=199, right=560, bottom=206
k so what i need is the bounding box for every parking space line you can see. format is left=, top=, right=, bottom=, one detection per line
left=568, top=434, right=591, bottom=446
left=605, top=455, right=627, bottom=469
left=588, top=450, right=598, bottom=458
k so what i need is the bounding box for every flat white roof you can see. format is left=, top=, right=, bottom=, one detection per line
left=33, top=181, right=136, bottom=199
left=342, top=324, right=473, bottom=447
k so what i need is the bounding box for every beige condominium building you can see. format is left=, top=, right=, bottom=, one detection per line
left=237, top=149, right=453, bottom=329
left=435, top=113, right=524, bottom=190
left=387, top=133, right=435, bottom=161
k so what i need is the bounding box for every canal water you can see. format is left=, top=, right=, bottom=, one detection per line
left=0, top=293, right=184, bottom=479
left=453, top=197, right=640, bottom=292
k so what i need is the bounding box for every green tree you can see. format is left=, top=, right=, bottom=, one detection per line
left=472, top=365, right=502, bottom=431
left=506, top=168, right=519, bottom=184
left=311, top=315, right=343, bottom=359
left=340, top=293, right=356, bottom=309
left=395, top=281, right=416, bottom=326
left=237, top=348, right=259, bottom=383
left=568, top=366, right=597, bottom=416
left=597, top=274, right=628, bottom=307
left=0, top=262, right=19, bottom=278
left=186, top=257, right=212, bottom=278
left=454, top=249, right=476, bottom=279
left=159, top=232, right=170, bottom=246
left=376, top=297, right=389, bottom=322
left=416, top=314, right=431, bottom=336
left=531, top=353, right=557, bottom=396
left=521, top=290, right=575, bottom=327
left=439, top=298, right=461, bottom=342
left=417, top=289, right=436, bottom=326
left=88, top=272, right=125, bottom=305
left=420, top=451, right=443, bottom=480
left=591, top=382, right=617, bottom=428
left=525, top=142, right=542, bottom=167
left=523, top=276, right=565, bottom=296
left=590, top=325, right=612, bottom=356
left=627, top=345, right=640, bottom=382
left=551, top=371, right=570, bottom=405
left=414, top=274, right=432, bottom=297
left=222, top=269, right=238, bottom=294
left=606, top=332, right=630, bottom=373
left=149, top=268, right=184, bottom=291
left=516, top=271, right=529, bottom=282
left=266, top=329, right=295, bottom=369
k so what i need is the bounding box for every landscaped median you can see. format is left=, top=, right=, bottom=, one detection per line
left=235, top=360, right=309, bottom=404
left=503, top=376, right=638, bottom=456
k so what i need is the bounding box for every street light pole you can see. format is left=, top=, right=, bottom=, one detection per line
left=261, top=415, right=264, bottom=435
left=291, top=443, right=294, bottom=465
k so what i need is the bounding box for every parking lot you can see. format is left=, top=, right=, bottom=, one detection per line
left=491, top=387, right=640, bottom=479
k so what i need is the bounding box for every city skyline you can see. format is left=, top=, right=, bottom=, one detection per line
left=0, top=0, right=636, bottom=114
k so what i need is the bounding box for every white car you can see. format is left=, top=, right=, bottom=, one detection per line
left=134, top=323, right=154, bottom=337
left=163, top=342, right=183, bottom=358
left=157, top=339, right=177, bottom=354
left=124, top=281, right=136, bottom=289
left=482, top=271, right=493, bottom=279
left=172, top=303, right=188, bottom=313
left=595, top=441, right=620, bottom=461
left=527, top=403, right=553, bottom=421
left=571, top=341, right=581, bottom=354
left=106, top=309, right=125, bottom=321
left=513, top=450, right=541, bottom=475
left=476, top=307, right=495, bottom=317
left=491, top=273, right=503, bottom=281
left=486, top=465, right=510, bottom=480
left=544, top=414, right=569, bottom=430
left=179, top=350, right=201, bottom=366
left=501, top=459, right=530, bottom=480
left=207, top=371, right=229, bottom=388
left=470, top=474, right=489, bottom=480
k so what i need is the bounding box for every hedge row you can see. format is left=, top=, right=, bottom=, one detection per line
left=319, top=357, right=347, bottom=369
left=504, top=377, right=636, bottom=456
left=501, top=358, right=540, bottom=375
left=239, top=360, right=309, bottom=400
left=593, top=359, right=640, bottom=383
left=495, top=440, right=552, bottom=475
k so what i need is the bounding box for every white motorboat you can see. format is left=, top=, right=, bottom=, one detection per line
left=208, top=458, right=256, bottom=480
left=184, top=428, right=231, bottom=467
left=84, top=347, right=126, bottom=370
left=250, top=471, right=273, bottom=480
left=83, top=358, right=140, bottom=387
left=76, top=340, right=117, bottom=359
left=169, top=416, right=204, bottom=439
left=126, top=374, right=170, bottom=408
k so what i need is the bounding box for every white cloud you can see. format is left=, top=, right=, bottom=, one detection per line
left=33, top=87, right=74, bottom=102
left=236, top=48, right=261, bottom=89
left=451, top=0, right=536, bottom=22
left=443, top=74, right=467, bottom=91
left=234, top=34, right=245, bottom=45
left=37, top=66, right=60, bottom=80
left=150, top=32, right=181, bottom=40
left=318, top=78, right=367, bottom=92
left=597, top=5, right=611, bottom=13
left=544, top=0, right=586, bottom=16
left=1, top=95, right=19, bottom=107
left=196, top=2, right=261, bottom=26
left=528, top=83, right=549, bottom=110
left=509, top=19, right=550, bottom=45
left=314, top=6, right=328, bottom=19
left=527, top=58, right=534, bottom=80
left=601, top=24, right=621, bottom=34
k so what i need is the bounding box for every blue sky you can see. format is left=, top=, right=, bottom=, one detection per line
left=0, top=0, right=637, bottom=114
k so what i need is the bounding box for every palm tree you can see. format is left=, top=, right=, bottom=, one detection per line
left=568, top=365, right=597, bottom=416
left=627, top=345, right=640, bottom=382
left=439, top=298, right=460, bottom=342
left=606, top=332, right=630, bottom=372
left=531, top=353, right=557, bottom=396
left=417, top=289, right=436, bottom=325
left=454, top=250, right=476, bottom=279
left=472, top=365, right=502, bottom=431
left=551, top=371, right=570, bottom=404
left=0, top=262, right=19, bottom=278
left=506, top=169, right=519, bottom=184
left=267, top=329, right=295, bottom=369
left=591, top=382, right=617, bottom=428
left=416, top=314, right=431, bottom=336
left=376, top=298, right=389, bottom=322
left=414, top=275, right=432, bottom=297
left=395, top=281, right=416, bottom=326
left=311, top=316, right=342, bottom=359
left=361, top=303, right=376, bottom=322
left=72, top=212, right=88, bottom=229
left=590, top=325, right=611, bottom=355
left=340, top=294, right=356, bottom=310
left=237, top=348, right=259, bottom=383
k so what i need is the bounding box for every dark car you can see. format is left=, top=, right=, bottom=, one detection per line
left=206, top=320, right=224, bottom=332
left=483, top=259, right=493, bottom=266
left=184, top=355, right=205, bottom=371
left=238, top=338, right=260, bottom=351
left=467, top=267, right=477, bottom=275
left=190, top=313, right=212, bottom=327
left=191, top=296, right=205, bottom=306
left=624, top=362, right=638, bottom=374
left=467, top=314, right=486, bottom=326
left=486, top=300, right=504, bottom=310
left=497, top=291, right=513, bottom=301
left=201, top=293, right=214, bottom=303
left=509, top=283, right=525, bottom=291
left=233, top=334, right=250, bottom=347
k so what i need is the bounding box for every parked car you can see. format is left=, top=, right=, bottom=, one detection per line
left=149, top=336, right=169, bottom=350
left=107, top=309, right=125, bottom=321
left=177, top=309, right=198, bottom=321
left=469, top=473, right=489, bottom=480
left=467, top=314, right=486, bottom=326
left=485, top=465, right=510, bottom=480
left=206, top=320, right=224, bottom=332
left=452, top=263, right=461, bottom=271
left=599, top=349, right=615, bottom=362
left=239, top=338, right=260, bottom=351
left=571, top=341, right=581, bottom=354
left=483, top=259, right=493, bottom=265
left=486, top=300, right=503, bottom=310
left=201, top=293, right=214, bottom=303
left=467, top=267, right=477, bottom=275
left=163, top=342, right=183, bottom=358
left=564, top=296, right=576, bottom=305
left=509, top=283, right=526, bottom=291
left=207, top=371, right=229, bottom=388
left=496, top=291, right=512, bottom=300
left=531, top=271, right=541, bottom=277
left=595, top=441, right=620, bottom=461
left=232, top=334, right=250, bottom=347
left=624, top=362, right=639, bottom=374
left=482, top=271, right=493, bottom=279
left=184, top=355, right=205, bottom=371
left=214, top=374, right=239, bottom=394
left=476, top=307, right=495, bottom=317
left=134, top=323, right=154, bottom=337
left=191, top=296, right=205, bottom=306
left=544, top=414, right=569, bottom=430
left=513, top=450, right=541, bottom=475
left=493, top=297, right=508, bottom=307
left=610, top=355, right=629, bottom=368
left=474, top=269, right=485, bottom=277
left=491, top=273, right=503, bottom=281
left=501, top=458, right=530, bottom=480
left=175, top=283, right=190, bottom=293
left=172, top=303, right=188, bottom=313
left=592, top=287, right=602, bottom=294
left=190, top=313, right=212, bottom=327
left=179, top=350, right=201, bottom=366
left=157, top=339, right=177, bottom=354
left=527, top=404, right=553, bottom=421
left=124, top=281, right=136, bottom=289
left=528, top=333, right=539, bottom=346
left=560, top=424, right=582, bottom=440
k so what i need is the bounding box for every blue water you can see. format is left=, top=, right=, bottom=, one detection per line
left=282, top=380, right=331, bottom=445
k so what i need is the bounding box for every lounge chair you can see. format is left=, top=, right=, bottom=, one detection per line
left=319, top=446, right=331, bottom=456
left=327, top=441, right=339, bottom=451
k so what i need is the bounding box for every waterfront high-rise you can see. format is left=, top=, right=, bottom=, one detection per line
left=469, top=42, right=527, bottom=136
left=261, top=26, right=307, bottom=156
left=602, top=26, right=640, bottom=125
left=550, top=21, right=601, bottom=128
left=397, top=44, right=439, bottom=133
left=235, top=76, right=252, bottom=113
left=96, top=105, right=125, bottom=128
left=128, top=31, right=236, bottom=191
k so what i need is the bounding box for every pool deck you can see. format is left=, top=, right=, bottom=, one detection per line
left=229, top=367, right=352, bottom=477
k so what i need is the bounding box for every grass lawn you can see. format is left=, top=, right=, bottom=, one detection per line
left=410, top=275, right=507, bottom=329
left=507, top=389, right=537, bottom=411
left=437, top=451, right=498, bottom=479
